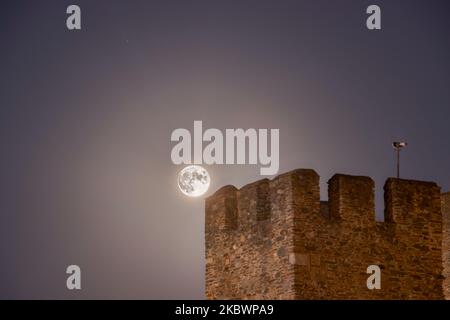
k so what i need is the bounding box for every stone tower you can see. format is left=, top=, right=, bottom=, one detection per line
left=442, top=192, right=450, bottom=299
left=205, top=169, right=446, bottom=299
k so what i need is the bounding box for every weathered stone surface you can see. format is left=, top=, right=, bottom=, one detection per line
left=442, top=192, right=450, bottom=300
left=289, top=253, right=309, bottom=266
left=205, top=169, right=448, bottom=300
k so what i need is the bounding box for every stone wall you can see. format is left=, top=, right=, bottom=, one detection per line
left=442, top=192, right=450, bottom=299
left=205, top=169, right=445, bottom=299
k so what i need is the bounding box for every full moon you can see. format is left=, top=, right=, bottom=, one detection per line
left=177, top=165, right=211, bottom=197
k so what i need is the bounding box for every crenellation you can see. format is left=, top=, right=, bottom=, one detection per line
left=328, top=174, right=375, bottom=226
left=205, top=185, right=238, bottom=232
left=384, top=178, right=441, bottom=226
left=205, top=169, right=448, bottom=299
left=237, top=178, right=271, bottom=223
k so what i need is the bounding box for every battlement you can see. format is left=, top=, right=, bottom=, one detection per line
left=206, top=169, right=440, bottom=230
left=205, top=169, right=446, bottom=299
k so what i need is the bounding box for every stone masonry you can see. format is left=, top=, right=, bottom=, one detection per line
left=205, top=169, right=449, bottom=299
left=442, top=192, right=450, bottom=299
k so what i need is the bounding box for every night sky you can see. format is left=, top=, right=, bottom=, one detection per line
left=1, top=0, right=449, bottom=299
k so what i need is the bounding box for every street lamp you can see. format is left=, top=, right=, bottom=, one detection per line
left=392, top=141, right=407, bottom=179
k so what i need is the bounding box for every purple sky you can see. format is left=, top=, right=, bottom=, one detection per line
left=1, top=0, right=449, bottom=299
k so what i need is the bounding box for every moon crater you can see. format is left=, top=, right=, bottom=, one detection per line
left=177, top=165, right=210, bottom=197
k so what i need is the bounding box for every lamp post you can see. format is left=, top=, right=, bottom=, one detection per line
left=392, top=141, right=407, bottom=179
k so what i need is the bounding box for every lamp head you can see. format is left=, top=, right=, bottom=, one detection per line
left=392, top=141, right=407, bottom=149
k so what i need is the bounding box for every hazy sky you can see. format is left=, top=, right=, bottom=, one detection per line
left=1, top=0, right=449, bottom=299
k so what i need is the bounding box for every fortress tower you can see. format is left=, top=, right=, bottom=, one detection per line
left=442, top=192, right=450, bottom=299
left=205, top=169, right=448, bottom=299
